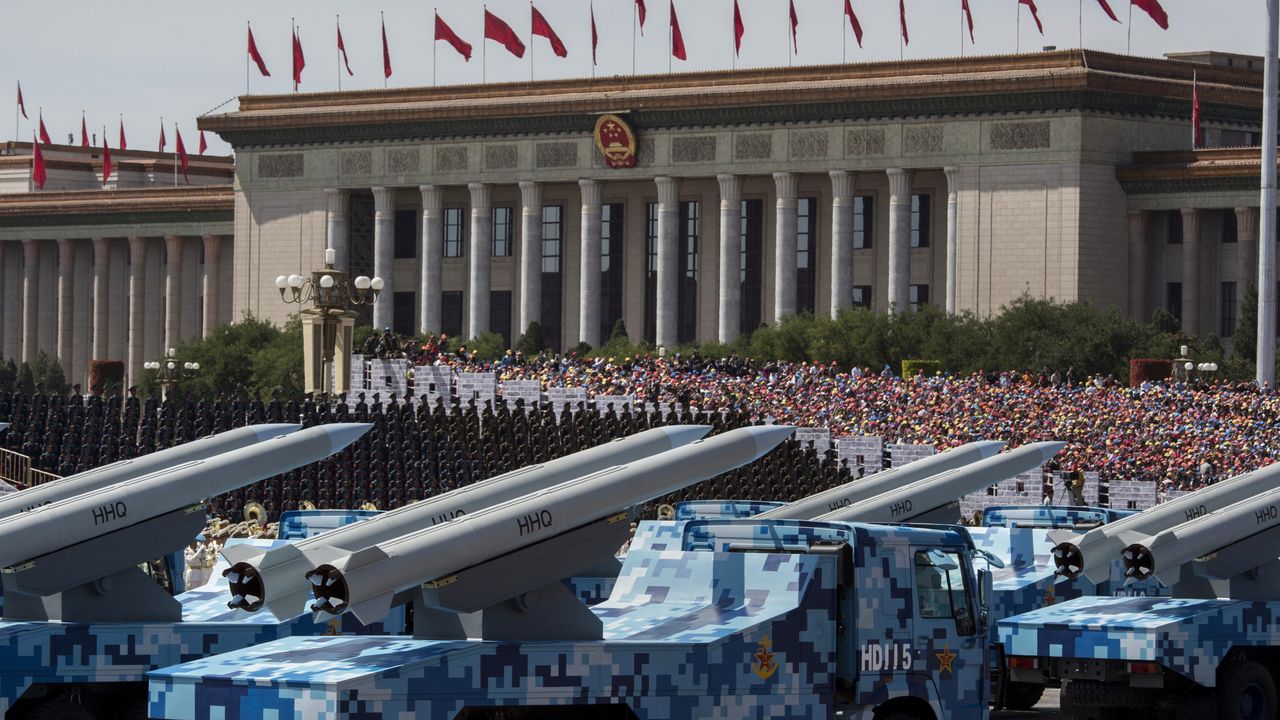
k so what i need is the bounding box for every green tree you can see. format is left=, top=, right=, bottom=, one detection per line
left=248, top=316, right=305, bottom=398
left=14, top=362, right=34, bottom=395
left=1233, top=284, right=1258, bottom=365
left=0, top=359, right=16, bottom=394
left=29, top=352, right=69, bottom=396
left=516, top=322, right=547, bottom=355
left=465, top=332, right=509, bottom=361
left=165, top=313, right=286, bottom=399
left=1151, top=307, right=1181, bottom=335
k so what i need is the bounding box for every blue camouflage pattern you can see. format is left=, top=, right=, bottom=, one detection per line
left=674, top=499, right=789, bottom=520
left=148, top=521, right=991, bottom=720
left=981, top=505, right=1135, bottom=530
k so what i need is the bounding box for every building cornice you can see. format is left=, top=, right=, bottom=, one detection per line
left=0, top=186, right=234, bottom=228
left=1118, top=147, right=1271, bottom=194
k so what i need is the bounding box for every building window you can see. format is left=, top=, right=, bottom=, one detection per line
left=393, top=209, right=417, bottom=259
left=541, top=205, right=564, bottom=350
left=392, top=292, right=415, bottom=336
left=492, top=207, right=513, bottom=257
left=1221, top=282, right=1238, bottom=337
left=740, top=199, right=764, bottom=334
left=797, top=197, right=817, bottom=315
left=852, top=285, right=872, bottom=309
left=441, top=291, right=463, bottom=337
left=444, top=207, right=465, bottom=258
left=910, top=194, right=931, bottom=248
left=909, top=284, right=929, bottom=310
left=1166, top=210, right=1184, bottom=245
left=645, top=202, right=658, bottom=344
left=1166, top=282, right=1183, bottom=321
left=678, top=201, right=700, bottom=344
left=601, top=203, right=625, bottom=342
left=490, top=290, right=512, bottom=347
left=853, top=196, right=874, bottom=249
left=1222, top=209, right=1238, bottom=244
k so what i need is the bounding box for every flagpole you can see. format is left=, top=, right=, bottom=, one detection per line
left=1257, top=0, right=1279, bottom=386
left=1126, top=2, right=1133, bottom=54
left=1191, top=71, right=1197, bottom=149
left=591, top=0, right=597, bottom=79
left=1078, top=0, right=1084, bottom=49
left=292, top=17, right=297, bottom=93
left=173, top=123, right=178, bottom=188
left=337, top=15, right=342, bottom=91
left=788, top=3, right=793, bottom=68
left=960, top=2, right=965, bottom=56
left=382, top=11, right=388, bottom=89
left=841, top=2, right=847, bottom=64
left=483, top=4, right=488, bottom=84
left=530, top=1, right=535, bottom=83
left=14, top=82, right=18, bottom=143
left=632, top=2, right=638, bottom=75
left=246, top=21, right=251, bottom=95
left=433, top=9, right=439, bottom=86
left=668, top=2, right=672, bottom=74
left=1016, top=2, right=1021, bottom=53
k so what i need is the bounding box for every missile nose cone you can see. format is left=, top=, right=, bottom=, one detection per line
left=1028, top=441, right=1068, bottom=462
left=249, top=423, right=303, bottom=442
left=744, top=425, right=797, bottom=461
left=658, top=425, right=713, bottom=449
left=321, top=423, right=374, bottom=454
left=973, top=440, right=1008, bottom=459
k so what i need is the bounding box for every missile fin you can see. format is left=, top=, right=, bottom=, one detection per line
left=1047, top=529, right=1078, bottom=546
left=348, top=593, right=395, bottom=627
left=264, top=588, right=315, bottom=620
left=220, top=543, right=267, bottom=566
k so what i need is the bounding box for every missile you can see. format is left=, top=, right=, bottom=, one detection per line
left=755, top=440, right=1006, bottom=520
left=1052, top=460, right=1280, bottom=584
left=0, top=424, right=301, bottom=519
left=0, top=423, right=370, bottom=572
left=305, top=425, right=795, bottom=625
left=223, top=425, right=712, bottom=617
left=0, top=423, right=7, bottom=434
left=1121, top=484, right=1280, bottom=584
left=813, top=442, right=1066, bottom=524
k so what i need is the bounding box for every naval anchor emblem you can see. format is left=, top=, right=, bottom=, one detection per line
left=594, top=114, right=638, bottom=169
left=751, top=635, right=779, bottom=680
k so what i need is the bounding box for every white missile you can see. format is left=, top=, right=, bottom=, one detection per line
left=1121, top=484, right=1280, bottom=585
left=305, top=425, right=795, bottom=625
left=755, top=440, right=1007, bottom=520
left=0, top=423, right=371, bottom=571
left=0, top=424, right=301, bottom=519
left=1053, top=460, right=1280, bottom=584
left=223, top=425, right=712, bottom=617
left=0, top=423, right=7, bottom=433
left=813, top=442, right=1066, bottom=523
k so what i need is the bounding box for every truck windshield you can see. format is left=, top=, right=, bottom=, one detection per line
left=914, top=549, right=975, bottom=636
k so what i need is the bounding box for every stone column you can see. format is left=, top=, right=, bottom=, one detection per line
left=326, top=189, right=350, bottom=272
left=127, top=236, right=146, bottom=383
left=164, top=235, right=183, bottom=350
left=201, top=235, right=221, bottom=337
left=829, top=171, right=854, bottom=319
left=654, top=176, right=680, bottom=350
left=1127, top=211, right=1150, bottom=323
left=887, top=168, right=913, bottom=314
left=467, top=183, right=492, bottom=340
left=57, top=239, right=74, bottom=371
left=371, top=187, right=395, bottom=331
left=92, top=237, right=110, bottom=360
left=1237, top=207, right=1260, bottom=300
left=1181, top=208, right=1203, bottom=337
left=943, top=166, right=960, bottom=315
left=773, top=172, right=799, bottom=322
left=419, top=185, right=444, bottom=334
left=518, top=181, right=543, bottom=334
left=717, top=174, right=743, bottom=343
left=578, top=179, right=603, bottom=347
left=21, top=239, right=39, bottom=363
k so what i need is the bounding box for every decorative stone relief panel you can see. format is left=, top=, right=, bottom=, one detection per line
left=735, top=133, right=773, bottom=161
left=484, top=145, right=518, bottom=170
left=790, top=130, right=829, bottom=160
left=638, top=138, right=656, bottom=166
left=990, top=121, right=1051, bottom=151
left=671, top=136, right=717, bottom=163
left=903, top=125, right=944, bottom=155
left=535, top=142, right=578, bottom=169
left=387, top=148, right=420, bottom=174
left=257, top=153, right=304, bottom=178
left=845, top=128, right=886, bottom=157
left=435, top=146, right=469, bottom=172
left=339, top=150, right=373, bottom=176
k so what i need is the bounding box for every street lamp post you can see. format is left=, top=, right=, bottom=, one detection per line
left=144, top=348, right=199, bottom=401
left=276, top=249, right=382, bottom=396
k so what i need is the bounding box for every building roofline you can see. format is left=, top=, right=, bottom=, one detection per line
left=0, top=186, right=234, bottom=218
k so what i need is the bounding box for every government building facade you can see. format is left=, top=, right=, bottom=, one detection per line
left=0, top=49, right=1271, bottom=387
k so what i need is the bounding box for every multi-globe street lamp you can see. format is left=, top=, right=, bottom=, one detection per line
left=144, top=348, right=199, bottom=400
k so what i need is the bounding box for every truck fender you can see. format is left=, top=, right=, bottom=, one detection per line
left=850, top=673, right=944, bottom=720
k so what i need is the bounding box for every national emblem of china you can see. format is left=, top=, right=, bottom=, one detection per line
left=594, top=114, right=638, bottom=169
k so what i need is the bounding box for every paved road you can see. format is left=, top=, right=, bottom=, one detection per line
left=993, top=688, right=1064, bottom=719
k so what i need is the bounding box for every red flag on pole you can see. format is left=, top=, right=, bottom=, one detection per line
left=531, top=6, right=568, bottom=58
left=733, top=0, right=745, bottom=56
left=900, top=0, right=909, bottom=45
left=1020, top=0, right=1044, bottom=34
left=158, top=121, right=167, bottom=153
left=962, top=0, right=976, bottom=42
left=591, top=3, right=599, bottom=65
left=337, top=19, right=353, bottom=75
left=484, top=10, right=526, bottom=59
left=636, top=0, right=647, bottom=34
left=1095, top=0, right=1120, bottom=22
left=434, top=13, right=473, bottom=61
left=199, top=129, right=208, bottom=155
left=789, top=0, right=799, bottom=53
left=175, top=127, right=190, bottom=183
left=1130, top=0, right=1169, bottom=29
left=101, top=135, right=112, bottom=187
left=247, top=25, right=271, bottom=77
left=292, top=27, right=306, bottom=90
left=381, top=14, right=393, bottom=78
left=1192, top=73, right=1204, bottom=148
left=16, top=82, right=27, bottom=120
left=670, top=1, right=686, bottom=60
left=844, top=0, right=863, bottom=47
left=119, top=117, right=127, bottom=151
left=31, top=135, right=46, bottom=190
left=80, top=113, right=89, bottom=147
left=37, top=112, right=50, bottom=145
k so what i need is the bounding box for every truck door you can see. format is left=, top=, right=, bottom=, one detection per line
left=912, top=547, right=988, bottom=718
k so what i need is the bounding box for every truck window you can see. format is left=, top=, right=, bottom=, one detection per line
left=914, top=549, right=976, bottom=636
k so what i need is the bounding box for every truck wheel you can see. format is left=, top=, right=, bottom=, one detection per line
left=1217, top=660, right=1276, bottom=720
left=25, top=700, right=96, bottom=720
left=1003, top=681, right=1046, bottom=710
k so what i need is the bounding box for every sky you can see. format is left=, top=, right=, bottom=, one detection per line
left=1, top=0, right=1266, bottom=157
